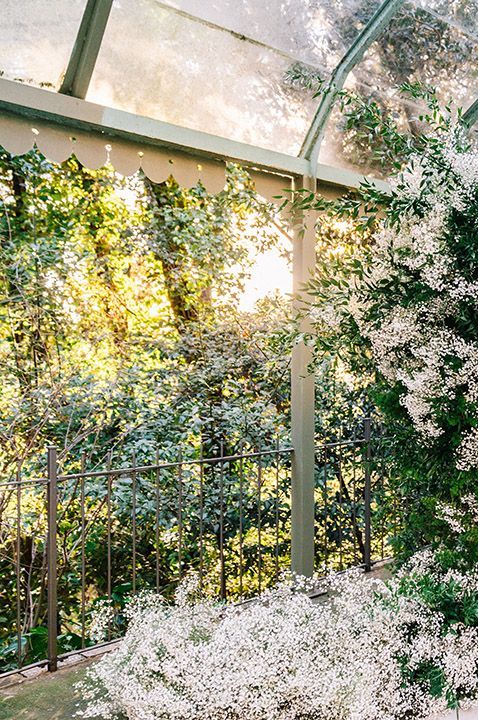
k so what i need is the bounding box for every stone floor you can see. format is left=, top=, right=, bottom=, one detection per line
left=439, top=709, right=478, bottom=720
left=0, top=656, right=101, bottom=720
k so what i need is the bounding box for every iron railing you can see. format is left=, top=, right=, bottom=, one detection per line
left=0, top=418, right=398, bottom=677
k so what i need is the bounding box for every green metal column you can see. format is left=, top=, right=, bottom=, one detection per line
left=291, top=174, right=317, bottom=577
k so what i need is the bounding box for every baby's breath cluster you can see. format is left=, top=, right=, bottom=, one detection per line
left=312, top=130, right=478, bottom=473
left=78, top=557, right=478, bottom=720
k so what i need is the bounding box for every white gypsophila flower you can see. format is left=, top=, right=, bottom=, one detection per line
left=456, top=427, right=478, bottom=471
left=393, top=159, right=425, bottom=201
left=357, top=274, right=478, bottom=449
left=448, top=278, right=478, bottom=303
left=313, top=138, right=478, bottom=468
left=335, top=144, right=478, bottom=462
left=444, top=144, right=478, bottom=195
left=436, top=502, right=465, bottom=534
left=365, top=306, right=422, bottom=379
left=89, top=600, right=115, bottom=644
left=347, top=293, right=366, bottom=326
left=309, top=303, right=343, bottom=330
left=462, top=494, right=478, bottom=521
left=77, top=556, right=478, bottom=720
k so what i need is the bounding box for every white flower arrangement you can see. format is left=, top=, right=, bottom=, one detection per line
left=78, top=556, right=478, bottom=720
left=312, top=128, right=478, bottom=471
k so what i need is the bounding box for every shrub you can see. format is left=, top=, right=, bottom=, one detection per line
left=304, top=88, right=478, bottom=560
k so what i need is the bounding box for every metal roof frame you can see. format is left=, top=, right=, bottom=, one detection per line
left=0, top=76, right=391, bottom=193
left=57, top=0, right=407, bottom=168
left=2, top=0, right=475, bottom=184
left=463, top=97, right=478, bottom=128
left=299, top=0, right=406, bottom=168
left=59, top=0, right=113, bottom=99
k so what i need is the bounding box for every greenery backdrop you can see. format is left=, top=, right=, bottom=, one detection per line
left=0, top=146, right=380, bottom=671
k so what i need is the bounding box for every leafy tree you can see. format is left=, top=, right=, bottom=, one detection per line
left=0, top=146, right=297, bottom=668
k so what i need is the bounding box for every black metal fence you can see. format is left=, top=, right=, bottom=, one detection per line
left=0, top=418, right=398, bottom=677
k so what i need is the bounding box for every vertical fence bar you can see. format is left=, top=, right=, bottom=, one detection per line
left=364, top=418, right=372, bottom=572
left=352, top=430, right=358, bottom=563
left=257, top=445, right=262, bottom=594
left=199, top=445, right=204, bottom=592
left=275, top=437, right=280, bottom=582
left=219, top=442, right=226, bottom=600
left=155, top=449, right=160, bottom=593
left=337, top=434, right=344, bottom=571
left=239, top=445, right=244, bottom=598
left=379, top=424, right=385, bottom=559
left=177, top=451, right=183, bottom=581
left=132, top=451, right=137, bottom=595
left=393, top=487, right=399, bottom=541
left=323, top=446, right=328, bottom=571
left=47, top=446, right=58, bottom=672
left=80, top=451, right=86, bottom=649
left=106, top=450, right=112, bottom=640
left=16, top=462, right=22, bottom=667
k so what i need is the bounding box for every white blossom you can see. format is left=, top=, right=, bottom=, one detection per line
left=456, top=427, right=478, bottom=471
left=325, top=140, right=478, bottom=467
left=78, top=556, right=478, bottom=720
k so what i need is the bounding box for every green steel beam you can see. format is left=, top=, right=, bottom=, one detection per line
left=300, top=0, right=406, bottom=168
left=463, top=97, right=478, bottom=129
left=59, top=0, right=114, bottom=99
left=0, top=78, right=391, bottom=192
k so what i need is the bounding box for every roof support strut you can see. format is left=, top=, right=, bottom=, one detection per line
left=59, top=0, right=114, bottom=99
left=299, top=0, right=405, bottom=169
left=0, top=77, right=392, bottom=191
left=463, top=97, right=478, bottom=129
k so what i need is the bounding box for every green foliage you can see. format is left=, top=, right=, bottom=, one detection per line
left=0, top=148, right=295, bottom=670
left=392, top=554, right=478, bottom=709
left=299, top=84, right=478, bottom=568
left=0, top=151, right=289, bottom=472
left=0, top=142, right=392, bottom=672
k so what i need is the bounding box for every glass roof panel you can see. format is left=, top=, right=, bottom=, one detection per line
left=319, top=1, right=478, bottom=176
left=157, top=0, right=382, bottom=72
left=0, top=1, right=88, bottom=91
left=88, top=0, right=382, bottom=155
left=413, top=0, right=478, bottom=42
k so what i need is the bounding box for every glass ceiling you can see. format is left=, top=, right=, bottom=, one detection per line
left=1, top=0, right=478, bottom=176
left=321, top=2, right=478, bottom=176
left=0, top=2, right=87, bottom=90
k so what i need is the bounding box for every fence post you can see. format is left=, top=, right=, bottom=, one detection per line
left=47, top=446, right=58, bottom=672
left=364, top=418, right=372, bottom=572
left=290, top=174, right=317, bottom=578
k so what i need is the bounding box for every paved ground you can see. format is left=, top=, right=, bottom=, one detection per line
left=0, top=658, right=102, bottom=720
left=439, top=709, right=478, bottom=719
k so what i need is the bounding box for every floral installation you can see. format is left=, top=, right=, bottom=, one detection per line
left=78, top=557, right=478, bottom=720
left=311, top=128, right=478, bottom=471
left=75, top=88, right=478, bottom=720
left=301, top=88, right=478, bottom=567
